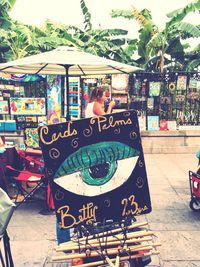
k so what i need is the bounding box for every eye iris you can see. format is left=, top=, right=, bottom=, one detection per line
left=81, top=161, right=117, bottom=186
left=89, top=162, right=110, bottom=178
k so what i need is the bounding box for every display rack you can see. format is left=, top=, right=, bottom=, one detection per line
left=65, top=77, right=81, bottom=120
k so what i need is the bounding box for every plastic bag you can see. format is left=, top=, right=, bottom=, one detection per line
left=0, top=188, right=16, bottom=237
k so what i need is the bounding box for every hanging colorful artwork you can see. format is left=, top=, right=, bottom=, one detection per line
left=141, top=81, right=147, bottom=96
left=24, top=128, right=39, bottom=148
left=189, top=78, right=197, bottom=89
left=19, top=86, right=25, bottom=96
left=147, top=116, right=159, bottom=131
left=134, top=80, right=142, bottom=95
left=168, top=82, right=176, bottom=94
left=0, top=100, right=9, bottom=114
left=197, top=81, right=200, bottom=91
left=47, top=75, right=62, bottom=124
left=149, top=82, right=161, bottom=97
left=168, top=120, right=177, bottom=130
left=159, top=120, right=168, bottom=131
left=38, top=111, right=152, bottom=229
left=10, top=97, right=46, bottom=115
left=175, top=95, right=185, bottom=102
left=138, top=115, right=146, bottom=131
left=160, top=96, right=171, bottom=105
left=0, top=73, right=46, bottom=82
left=187, top=92, right=199, bottom=100
left=147, top=97, right=154, bottom=109
left=112, top=94, right=128, bottom=105
left=177, top=75, right=187, bottom=90
left=112, top=74, right=129, bottom=93
left=0, top=85, right=15, bottom=90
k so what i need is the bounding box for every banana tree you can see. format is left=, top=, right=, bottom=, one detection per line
left=77, top=0, right=138, bottom=63
left=0, top=0, right=17, bottom=61
left=111, top=0, right=200, bottom=72
left=0, top=0, right=16, bottom=27
left=141, top=0, right=200, bottom=72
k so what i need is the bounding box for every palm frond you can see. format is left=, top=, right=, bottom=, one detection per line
left=111, top=9, right=133, bottom=19
left=167, top=0, right=200, bottom=26
left=80, top=0, right=92, bottom=31
left=186, top=58, right=200, bottom=71
left=174, top=21, right=200, bottom=38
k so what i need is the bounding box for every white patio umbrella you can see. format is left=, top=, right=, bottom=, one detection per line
left=0, top=46, right=140, bottom=119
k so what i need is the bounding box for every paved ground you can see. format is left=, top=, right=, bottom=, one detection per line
left=2, top=153, right=200, bottom=267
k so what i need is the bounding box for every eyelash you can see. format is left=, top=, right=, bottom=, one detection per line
left=54, top=142, right=139, bottom=178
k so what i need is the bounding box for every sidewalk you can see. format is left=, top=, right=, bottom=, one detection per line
left=5, top=153, right=200, bottom=267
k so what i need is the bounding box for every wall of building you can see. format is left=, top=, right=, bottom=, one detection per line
left=141, top=129, right=200, bottom=154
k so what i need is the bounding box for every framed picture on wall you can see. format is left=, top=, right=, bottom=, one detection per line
left=10, top=97, right=46, bottom=116
left=149, top=82, right=161, bottom=97
left=112, top=74, right=129, bottom=93
left=177, top=75, right=187, bottom=90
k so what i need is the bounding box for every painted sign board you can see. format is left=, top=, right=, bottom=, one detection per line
left=38, top=110, right=151, bottom=229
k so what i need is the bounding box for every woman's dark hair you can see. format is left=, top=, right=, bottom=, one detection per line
left=89, top=87, right=105, bottom=102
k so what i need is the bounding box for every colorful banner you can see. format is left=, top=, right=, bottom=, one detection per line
left=47, top=75, right=62, bottom=124
left=38, top=111, right=152, bottom=229
left=10, top=97, right=46, bottom=116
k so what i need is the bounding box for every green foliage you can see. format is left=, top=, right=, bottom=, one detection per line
left=186, top=58, right=200, bottom=71
left=0, top=0, right=199, bottom=72
left=175, top=22, right=200, bottom=38
left=111, top=9, right=134, bottom=20
left=166, top=0, right=200, bottom=26
left=0, top=0, right=16, bottom=10
left=80, top=0, right=92, bottom=31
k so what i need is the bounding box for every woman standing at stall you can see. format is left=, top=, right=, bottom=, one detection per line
left=85, top=87, right=115, bottom=117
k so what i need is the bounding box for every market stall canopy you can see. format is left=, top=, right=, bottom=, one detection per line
left=0, top=46, right=140, bottom=75
left=0, top=46, right=141, bottom=120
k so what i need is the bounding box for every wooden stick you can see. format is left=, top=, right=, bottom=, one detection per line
left=56, top=236, right=153, bottom=252
left=58, top=221, right=148, bottom=247
left=57, top=230, right=153, bottom=249
left=106, top=255, right=120, bottom=267
left=53, top=250, right=160, bottom=267
left=115, top=255, right=120, bottom=267
left=52, top=244, right=156, bottom=261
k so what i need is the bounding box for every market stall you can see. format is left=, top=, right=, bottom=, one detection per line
left=0, top=46, right=139, bottom=147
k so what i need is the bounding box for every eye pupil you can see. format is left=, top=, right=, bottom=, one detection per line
left=82, top=161, right=118, bottom=186
left=89, top=162, right=110, bottom=178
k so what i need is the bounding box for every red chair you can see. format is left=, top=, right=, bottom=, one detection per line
left=20, top=148, right=55, bottom=211
left=5, top=147, right=46, bottom=207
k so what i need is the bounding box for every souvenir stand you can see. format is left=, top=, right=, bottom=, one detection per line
left=0, top=73, right=47, bottom=147
left=81, top=73, right=130, bottom=118
left=129, top=71, right=200, bottom=131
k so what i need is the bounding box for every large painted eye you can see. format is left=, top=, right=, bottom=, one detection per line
left=54, top=141, right=140, bottom=196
